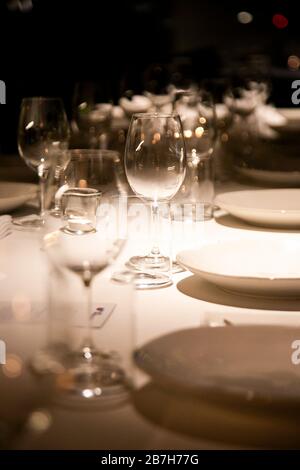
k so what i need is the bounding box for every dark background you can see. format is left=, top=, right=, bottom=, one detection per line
left=1, top=0, right=300, bottom=153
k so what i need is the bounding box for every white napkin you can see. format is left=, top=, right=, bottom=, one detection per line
left=254, top=104, right=287, bottom=138
left=119, top=95, right=152, bottom=115
left=0, top=215, right=12, bottom=239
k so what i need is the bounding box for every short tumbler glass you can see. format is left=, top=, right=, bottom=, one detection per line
left=61, top=188, right=101, bottom=235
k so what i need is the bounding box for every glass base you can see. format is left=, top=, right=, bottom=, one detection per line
left=126, top=259, right=184, bottom=275
left=49, top=207, right=62, bottom=218
left=112, top=270, right=172, bottom=289
left=126, top=260, right=183, bottom=276
left=62, top=364, right=125, bottom=396
left=60, top=226, right=96, bottom=236
left=56, top=350, right=128, bottom=400
left=32, top=346, right=130, bottom=405
left=12, top=214, right=45, bottom=229
left=128, top=254, right=170, bottom=270
left=172, top=261, right=185, bottom=274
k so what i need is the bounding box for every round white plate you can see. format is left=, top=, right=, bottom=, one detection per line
left=176, top=239, right=300, bottom=297
left=0, top=182, right=37, bottom=213
left=135, top=326, right=300, bottom=409
left=215, top=189, right=300, bottom=227
left=234, top=166, right=300, bottom=186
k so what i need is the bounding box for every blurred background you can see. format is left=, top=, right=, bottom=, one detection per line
left=1, top=0, right=300, bottom=155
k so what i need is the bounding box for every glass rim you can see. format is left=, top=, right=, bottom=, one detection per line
left=131, top=112, right=180, bottom=119
left=21, top=96, right=64, bottom=103
left=62, top=188, right=102, bottom=197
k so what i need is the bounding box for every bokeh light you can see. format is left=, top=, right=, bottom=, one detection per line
left=195, top=126, right=204, bottom=138
left=184, top=129, right=193, bottom=139
left=237, top=11, right=253, bottom=25
left=272, top=14, right=288, bottom=29
left=2, top=354, right=23, bottom=378
left=288, top=55, right=300, bottom=70
left=27, top=410, right=52, bottom=433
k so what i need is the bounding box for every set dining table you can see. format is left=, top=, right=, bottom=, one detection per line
left=1, top=180, right=300, bottom=450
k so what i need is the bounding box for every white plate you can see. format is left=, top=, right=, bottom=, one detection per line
left=135, top=326, right=300, bottom=409
left=176, top=239, right=300, bottom=297
left=234, top=166, right=300, bottom=186
left=215, top=189, right=300, bottom=227
left=0, top=182, right=37, bottom=213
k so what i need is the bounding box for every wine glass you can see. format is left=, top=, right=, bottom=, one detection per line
left=173, top=88, right=217, bottom=218
left=15, top=97, right=69, bottom=228
left=72, top=81, right=113, bottom=149
left=124, top=113, right=186, bottom=286
left=43, top=230, right=125, bottom=399
left=223, top=80, right=270, bottom=172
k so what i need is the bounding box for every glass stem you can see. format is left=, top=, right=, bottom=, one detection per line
left=53, top=170, right=61, bottom=210
left=39, top=176, right=47, bottom=220
left=150, top=202, right=161, bottom=258
left=83, top=279, right=94, bottom=353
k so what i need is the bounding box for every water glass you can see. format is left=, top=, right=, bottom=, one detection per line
left=61, top=188, right=101, bottom=235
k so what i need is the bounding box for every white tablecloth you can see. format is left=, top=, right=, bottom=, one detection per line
left=1, top=202, right=300, bottom=450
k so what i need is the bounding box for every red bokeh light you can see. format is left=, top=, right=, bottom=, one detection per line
left=272, top=13, right=288, bottom=29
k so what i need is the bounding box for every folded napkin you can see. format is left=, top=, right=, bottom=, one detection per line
left=119, top=95, right=152, bottom=115
left=0, top=215, right=12, bottom=239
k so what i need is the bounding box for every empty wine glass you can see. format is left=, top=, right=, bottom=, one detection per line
left=173, top=88, right=216, bottom=219
left=72, top=80, right=113, bottom=149
left=15, top=97, right=69, bottom=228
left=43, top=230, right=125, bottom=399
left=124, top=113, right=186, bottom=286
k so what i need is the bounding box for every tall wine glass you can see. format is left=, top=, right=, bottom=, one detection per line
left=125, top=113, right=186, bottom=286
left=173, top=88, right=216, bottom=217
left=43, top=230, right=125, bottom=399
left=16, top=97, right=69, bottom=228
left=72, top=81, right=113, bottom=149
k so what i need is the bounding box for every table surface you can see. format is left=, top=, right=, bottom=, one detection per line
left=1, top=185, right=300, bottom=450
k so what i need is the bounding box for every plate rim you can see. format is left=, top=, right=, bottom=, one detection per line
left=134, top=325, right=300, bottom=407
left=234, top=166, right=300, bottom=182
left=0, top=182, right=38, bottom=212
left=215, top=190, right=300, bottom=214
left=176, top=244, right=300, bottom=282
left=0, top=181, right=37, bottom=195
